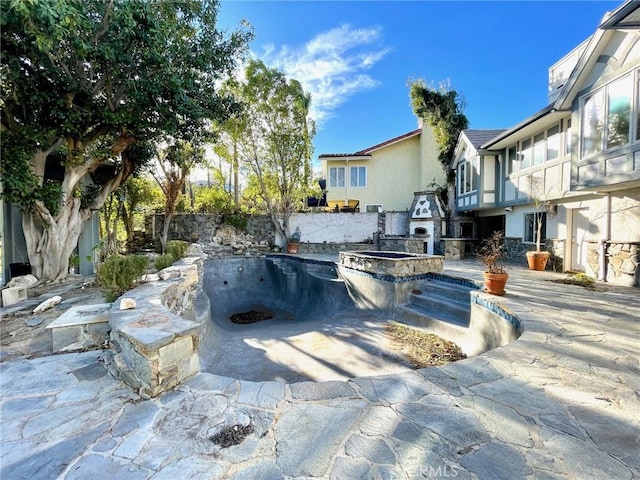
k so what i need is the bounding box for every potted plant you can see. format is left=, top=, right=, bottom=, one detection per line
left=526, top=175, right=550, bottom=271
left=476, top=230, right=509, bottom=296
left=286, top=227, right=301, bottom=254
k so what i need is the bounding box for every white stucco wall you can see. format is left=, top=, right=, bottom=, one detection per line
left=284, top=212, right=379, bottom=245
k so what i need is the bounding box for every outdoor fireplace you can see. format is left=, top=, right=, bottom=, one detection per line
left=408, top=190, right=445, bottom=255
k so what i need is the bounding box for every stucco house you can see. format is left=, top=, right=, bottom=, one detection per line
left=318, top=123, right=442, bottom=213
left=451, top=0, right=640, bottom=285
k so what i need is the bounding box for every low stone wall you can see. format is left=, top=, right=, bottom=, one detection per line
left=378, top=237, right=432, bottom=254
left=103, top=253, right=210, bottom=399
left=296, top=242, right=372, bottom=255
left=339, top=251, right=444, bottom=278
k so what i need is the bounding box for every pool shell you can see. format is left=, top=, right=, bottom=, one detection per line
left=199, top=255, right=520, bottom=383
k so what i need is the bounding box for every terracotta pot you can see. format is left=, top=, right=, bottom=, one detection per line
left=483, top=272, right=509, bottom=296
left=526, top=251, right=550, bottom=271
left=286, top=242, right=299, bottom=254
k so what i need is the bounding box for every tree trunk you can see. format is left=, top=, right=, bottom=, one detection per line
left=159, top=212, right=174, bottom=254
left=22, top=198, right=90, bottom=283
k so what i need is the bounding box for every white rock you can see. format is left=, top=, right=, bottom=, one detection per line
left=33, top=295, right=62, bottom=314
left=120, top=298, right=137, bottom=310
left=140, top=273, right=160, bottom=283
left=6, top=274, right=38, bottom=289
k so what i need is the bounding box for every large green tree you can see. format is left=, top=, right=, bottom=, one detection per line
left=0, top=0, right=251, bottom=281
left=228, top=59, right=315, bottom=245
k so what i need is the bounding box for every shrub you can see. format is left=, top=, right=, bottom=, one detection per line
left=97, top=254, right=149, bottom=302
left=154, top=253, right=175, bottom=271
left=166, top=240, right=189, bottom=260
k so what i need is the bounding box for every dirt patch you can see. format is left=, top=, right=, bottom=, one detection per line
left=229, top=310, right=274, bottom=324
left=385, top=321, right=467, bottom=368
left=210, top=424, right=254, bottom=447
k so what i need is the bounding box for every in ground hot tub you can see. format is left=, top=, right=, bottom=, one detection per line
left=338, top=250, right=444, bottom=277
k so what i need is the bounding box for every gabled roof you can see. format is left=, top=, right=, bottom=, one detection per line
left=319, top=128, right=421, bottom=159
left=554, top=0, right=639, bottom=111
left=463, top=129, right=507, bottom=149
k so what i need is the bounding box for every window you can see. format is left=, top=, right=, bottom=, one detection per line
left=508, top=146, right=517, bottom=174
left=524, top=212, right=546, bottom=243
left=533, top=133, right=545, bottom=166
left=564, top=118, right=572, bottom=156
left=606, top=75, right=631, bottom=149
left=546, top=125, right=560, bottom=161
left=520, top=139, right=532, bottom=170
left=329, top=167, right=345, bottom=188
left=350, top=166, right=366, bottom=187
left=366, top=204, right=382, bottom=213
left=457, top=159, right=477, bottom=194
left=581, top=74, right=633, bottom=157
left=637, top=75, right=640, bottom=141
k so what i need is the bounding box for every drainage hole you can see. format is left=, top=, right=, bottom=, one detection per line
left=223, top=281, right=228, bottom=285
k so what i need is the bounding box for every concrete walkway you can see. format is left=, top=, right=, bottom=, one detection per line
left=1, top=260, right=639, bottom=479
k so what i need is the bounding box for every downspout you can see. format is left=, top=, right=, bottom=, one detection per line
left=598, top=192, right=611, bottom=282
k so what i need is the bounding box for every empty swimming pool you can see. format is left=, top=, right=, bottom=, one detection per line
left=200, top=256, right=416, bottom=382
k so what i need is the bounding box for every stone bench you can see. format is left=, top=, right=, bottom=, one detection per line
left=46, top=303, right=111, bottom=352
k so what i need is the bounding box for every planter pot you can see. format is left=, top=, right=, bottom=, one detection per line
left=526, top=251, right=550, bottom=271
left=286, top=242, right=299, bottom=254
left=483, top=272, right=509, bottom=296
left=9, top=262, right=31, bottom=279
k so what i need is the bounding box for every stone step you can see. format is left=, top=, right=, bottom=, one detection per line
left=408, top=292, right=469, bottom=319
left=415, top=277, right=477, bottom=302
left=396, top=304, right=469, bottom=340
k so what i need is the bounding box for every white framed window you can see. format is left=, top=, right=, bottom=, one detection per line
left=533, top=132, right=545, bottom=166
left=350, top=166, right=366, bottom=187
left=546, top=125, right=560, bottom=162
left=366, top=204, right=382, bottom=213
left=329, top=167, right=345, bottom=188
left=507, top=146, right=518, bottom=174
left=520, top=139, right=532, bottom=170
left=524, top=212, right=546, bottom=243
left=581, top=73, right=634, bottom=158
left=457, top=158, right=477, bottom=194
left=564, top=118, right=572, bottom=156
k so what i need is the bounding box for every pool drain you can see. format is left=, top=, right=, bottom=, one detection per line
left=229, top=310, right=274, bottom=324
left=210, top=424, right=255, bottom=447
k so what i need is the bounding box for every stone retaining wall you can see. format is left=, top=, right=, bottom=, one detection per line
left=587, top=240, right=640, bottom=286
left=103, top=253, right=210, bottom=399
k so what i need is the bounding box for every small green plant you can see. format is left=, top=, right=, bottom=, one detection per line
left=166, top=240, right=189, bottom=260
left=155, top=253, right=176, bottom=271
left=552, top=272, right=596, bottom=290
left=96, top=254, right=149, bottom=302
left=222, top=213, right=248, bottom=231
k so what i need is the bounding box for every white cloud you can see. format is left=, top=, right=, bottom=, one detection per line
left=258, top=25, right=391, bottom=126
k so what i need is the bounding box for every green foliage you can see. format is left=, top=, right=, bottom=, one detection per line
left=166, top=240, right=189, bottom=260
left=227, top=59, right=316, bottom=240
left=1, top=0, right=252, bottom=281
left=409, top=79, right=469, bottom=176
left=154, top=253, right=175, bottom=272
left=222, top=213, right=248, bottom=231
left=193, top=185, right=234, bottom=214
left=96, top=254, right=149, bottom=302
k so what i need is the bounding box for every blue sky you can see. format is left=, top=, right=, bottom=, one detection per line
left=218, top=1, right=621, bottom=168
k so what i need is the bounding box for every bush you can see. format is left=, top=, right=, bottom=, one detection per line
left=154, top=253, right=175, bottom=271
left=97, top=254, right=149, bottom=302
left=166, top=240, right=189, bottom=260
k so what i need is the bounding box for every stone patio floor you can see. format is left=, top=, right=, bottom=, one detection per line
left=1, top=259, right=639, bottom=479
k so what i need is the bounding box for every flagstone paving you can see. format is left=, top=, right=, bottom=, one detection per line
left=1, top=260, right=638, bottom=479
